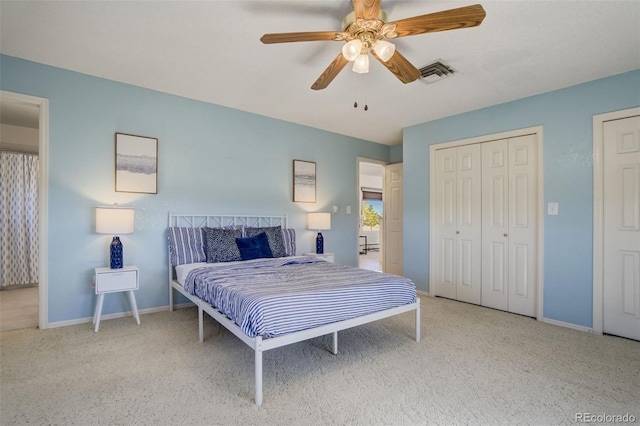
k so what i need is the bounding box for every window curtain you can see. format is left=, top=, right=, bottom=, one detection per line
left=0, top=152, right=39, bottom=287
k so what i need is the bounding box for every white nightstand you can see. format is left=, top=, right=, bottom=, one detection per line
left=93, top=265, right=140, bottom=332
left=304, top=252, right=335, bottom=263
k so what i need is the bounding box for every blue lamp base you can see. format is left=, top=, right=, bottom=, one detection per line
left=315, top=232, right=324, bottom=254
left=110, top=236, right=123, bottom=269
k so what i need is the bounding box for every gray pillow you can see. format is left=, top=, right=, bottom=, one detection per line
left=245, top=226, right=286, bottom=258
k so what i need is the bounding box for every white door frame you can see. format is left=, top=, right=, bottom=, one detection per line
left=428, top=126, right=545, bottom=321
left=1, top=90, right=49, bottom=329
left=592, top=107, right=640, bottom=335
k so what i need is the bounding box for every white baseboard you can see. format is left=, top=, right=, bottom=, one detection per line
left=47, top=302, right=196, bottom=329
left=542, top=317, right=595, bottom=334
left=417, top=290, right=430, bottom=297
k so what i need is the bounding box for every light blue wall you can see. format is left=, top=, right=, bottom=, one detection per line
left=403, top=69, right=640, bottom=328
left=389, top=144, right=403, bottom=163
left=0, top=55, right=390, bottom=324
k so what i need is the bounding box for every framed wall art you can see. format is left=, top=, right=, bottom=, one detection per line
left=115, top=132, right=158, bottom=194
left=293, top=159, right=316, bottom=203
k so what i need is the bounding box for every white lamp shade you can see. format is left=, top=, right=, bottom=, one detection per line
left=96, top=206, right=135, bottom=235
left=342, top=39, right=363, bottom=61
left=352, top=53, right=370, bottom=73
left=308, top=212, right=331, bottom=231
left=372, top=40, right=395, bottom=62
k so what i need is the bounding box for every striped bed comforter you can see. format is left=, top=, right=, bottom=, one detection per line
left=183, top=257, right=417, bottom=338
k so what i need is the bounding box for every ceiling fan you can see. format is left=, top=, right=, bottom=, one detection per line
left=260, top=1, right=486, bottom=90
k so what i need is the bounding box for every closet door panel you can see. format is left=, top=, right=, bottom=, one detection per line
left=482, top=139, right=509, bottom=310
left=489, top=241, right=507, bottom=293
left=456, top=144, right=482, bottom=304
left=513, top=243, right=530, bottom=298
left=434, top=148, right=458, bottom=299
left=508, top=134, right=538, bottom=317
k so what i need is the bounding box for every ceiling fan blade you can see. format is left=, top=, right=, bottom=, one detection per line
left=311, top=53, right=350, bottom=90
left=372, top=50, right=421, bottom=84
left=353, top=0, right=381, bottom=20
left=260, top=31, right=340, bottom=44
left=391, top=4, right=486, bottom=38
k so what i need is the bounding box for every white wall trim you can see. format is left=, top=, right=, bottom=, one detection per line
left=592, top=107, right=640, bottom=335
left=428, top=126, right=545, bottom=321
left=47, top=303, right=195, bottom=329
left=0, top=90, right=49, bottom=330
left=541, top=317, right=595, bottom=334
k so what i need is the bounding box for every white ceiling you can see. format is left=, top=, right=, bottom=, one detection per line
left=1, top=1, right=638, bottom=145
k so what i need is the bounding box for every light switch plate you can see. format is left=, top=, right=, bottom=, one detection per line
left=547, top=202, right=559, bottom=215
left=346, top=206, right=352, bottom=215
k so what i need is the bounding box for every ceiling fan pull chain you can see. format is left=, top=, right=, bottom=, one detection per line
left=364, top=74, right=369, bottom=111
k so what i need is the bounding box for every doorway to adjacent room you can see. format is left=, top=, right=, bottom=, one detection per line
left=358, top=160, right=384, bottom=272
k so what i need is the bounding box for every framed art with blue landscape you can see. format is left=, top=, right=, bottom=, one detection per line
left=293, top=159, right=316, bottom=202
left=115, top=132, right=158, bottom=194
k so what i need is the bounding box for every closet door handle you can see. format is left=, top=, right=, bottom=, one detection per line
left=456, top=231, right=460, bottom=234
left=503, top=233, right=508, bottom=237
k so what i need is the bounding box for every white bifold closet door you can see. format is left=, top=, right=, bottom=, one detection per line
left=481, top=135, right=538, bottom=317
left=434, top=144, right=482, bottom=304
left=434, top=134, right=537, bottom=317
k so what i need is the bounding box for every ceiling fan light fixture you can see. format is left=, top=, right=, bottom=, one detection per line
left=352, top=53, right=369, bottom=73
left=372, top=40, right=395, bottom=62
left=342, top=39, right=363, bottom=62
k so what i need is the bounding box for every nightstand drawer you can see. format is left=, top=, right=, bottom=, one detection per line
left=95, top=269, right=138, bottom=293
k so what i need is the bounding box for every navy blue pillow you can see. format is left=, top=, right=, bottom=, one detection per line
left=236, top=232, right=274, bottom=260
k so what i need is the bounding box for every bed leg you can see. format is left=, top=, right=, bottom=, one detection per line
left=255, top=337, right=263, bottom=406
left=331, top=331, right=338, bottom=354
left=198, top=306, right=204, bottom=343
left=169, top=284, right=174, bottom=312
left=415, top=302, right=421, bottom=343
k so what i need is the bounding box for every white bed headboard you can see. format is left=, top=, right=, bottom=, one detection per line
left=168, top=213, right=288, bottom=229
left=167, top=213, right=290, bottom=306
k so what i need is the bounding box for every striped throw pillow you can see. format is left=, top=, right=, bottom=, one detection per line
left=281, top=228, right=296, bottom=256
left=167, top=227, right=206, bottom=266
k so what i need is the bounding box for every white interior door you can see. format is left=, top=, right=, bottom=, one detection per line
left=603, top=115, right=640, bottom=340
left=480, top=135, right=537, bottom=316
left=507, top=134, right=538, bottom=317
left=384, top=163, right=403, bottom=276
left=481, top=139, right=509, bottom=310
left=434, top=146, right=481, bottom=303
left=455, top=144, right=482, bottom=304
left=434, top=148, right=458, bottom=299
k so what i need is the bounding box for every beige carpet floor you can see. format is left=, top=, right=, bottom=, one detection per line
left=1, top=295, right=638, bottom=425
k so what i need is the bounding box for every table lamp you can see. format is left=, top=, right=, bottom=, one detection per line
left=307, top=212, right=331, bottom=254
left=96, top=205, right=135, bottom=269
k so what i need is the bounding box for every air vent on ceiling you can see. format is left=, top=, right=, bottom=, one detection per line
left=418, top=60, right=456, bottom=84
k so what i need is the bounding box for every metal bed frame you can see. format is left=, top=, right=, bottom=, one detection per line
left=168, top=213, right=421, bottom=406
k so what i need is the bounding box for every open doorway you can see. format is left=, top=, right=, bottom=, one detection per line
left=0, top=100, right=40, bottom=330
left=0, top=91, right=49, bottom=330
left=358, top=159, right=384, bottom=272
